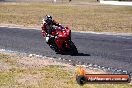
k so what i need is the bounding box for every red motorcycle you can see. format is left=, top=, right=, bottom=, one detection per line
left=46, top=26, right=78, bottom=55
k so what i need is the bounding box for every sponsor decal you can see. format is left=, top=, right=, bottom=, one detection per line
left=76, top=66, right=131, bottom=85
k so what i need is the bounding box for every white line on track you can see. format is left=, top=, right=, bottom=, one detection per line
left=0, top=49, right=17, bottom=53
left=100, top=1, right=132, bottom=6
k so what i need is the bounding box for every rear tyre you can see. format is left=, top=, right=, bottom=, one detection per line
left=69, top=41, right=78, bottom=55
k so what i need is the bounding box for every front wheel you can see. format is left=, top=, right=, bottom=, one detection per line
left=69, top=41, right=78, bottom=55
left=49, top=44, right=59, bottom=52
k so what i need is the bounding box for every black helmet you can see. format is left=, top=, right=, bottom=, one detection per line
left=45, top=15, right=52, bottom=24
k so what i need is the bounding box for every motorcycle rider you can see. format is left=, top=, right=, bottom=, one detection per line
left=41, top=15, right=64, bottom=47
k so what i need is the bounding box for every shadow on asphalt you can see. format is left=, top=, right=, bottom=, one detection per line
left=76, top=53, right=91, bottom=56
left=56, top=52, right=90, bottom=56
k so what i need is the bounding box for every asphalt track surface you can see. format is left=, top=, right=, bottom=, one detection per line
left=0, top=27, right=132, bottom=73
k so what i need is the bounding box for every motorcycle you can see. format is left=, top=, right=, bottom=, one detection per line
left=45, top=26, right=78, bottom=55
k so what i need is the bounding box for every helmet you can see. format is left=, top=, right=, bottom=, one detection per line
left=44, top=15, right=52, bottom=24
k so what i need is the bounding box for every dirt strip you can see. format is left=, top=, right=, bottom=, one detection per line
left=0, top=51, right=106, bottom=74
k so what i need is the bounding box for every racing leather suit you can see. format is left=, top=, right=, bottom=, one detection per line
left=41, top=20, right=63, bottom=44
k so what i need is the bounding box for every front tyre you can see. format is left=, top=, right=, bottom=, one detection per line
left=49, top=44, right=59, bottom=52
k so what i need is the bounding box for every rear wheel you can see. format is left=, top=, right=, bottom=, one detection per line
left=69, top=41, right=78, bottom=55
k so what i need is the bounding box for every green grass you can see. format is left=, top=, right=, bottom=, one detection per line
left=0, top=3, right=132, bottom=33
left=0, top=72, right=15, bottom=86
left=0, top=53, right=131, bottom=88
